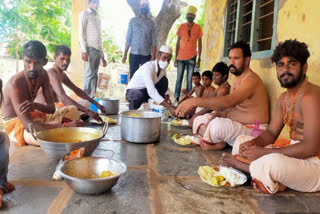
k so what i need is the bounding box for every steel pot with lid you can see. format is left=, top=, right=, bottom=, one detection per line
left=120, top=110, right=161, bottom=143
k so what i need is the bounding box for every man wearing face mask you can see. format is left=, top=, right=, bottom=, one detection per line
left=176, top=41, right=269, bottom=151
left=174, top=5, right=203, bottom=103
left=126, top=45, right=176, bottom=115
left=1, top=40, right=83, bottom=147
left=122, top=0, right=157, bottom=79
left=79, top=0, right=107, bottom=97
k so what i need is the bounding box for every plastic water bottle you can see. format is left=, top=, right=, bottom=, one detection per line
left=251, top=120, right=263, bottom=137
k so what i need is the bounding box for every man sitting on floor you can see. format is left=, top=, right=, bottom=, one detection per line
left=126, top=45, right=176, bottom=115
left=222, top=39, right=320, bottom=194
left=175, top=41, right=270, bottom=150
left=36, top=45, right=104, bottom=123
left=190, top=62, right=230, bottom=128
left=1, top=40, right=84, bottom=146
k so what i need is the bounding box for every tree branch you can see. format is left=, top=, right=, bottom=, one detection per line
left=127, top=0, right=141, bottom=16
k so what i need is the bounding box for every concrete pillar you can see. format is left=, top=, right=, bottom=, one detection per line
left=70, top=0, right=88, bottom=91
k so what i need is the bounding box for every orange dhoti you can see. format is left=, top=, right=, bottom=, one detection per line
left=233, top=135, right=320, bottom=194
left=3, top=106, right=79, bottom=146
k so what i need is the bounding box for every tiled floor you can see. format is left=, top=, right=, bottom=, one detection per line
left=2, top=104, right=320, bottom=214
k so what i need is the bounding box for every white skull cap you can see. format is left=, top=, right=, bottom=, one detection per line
left=159, top=45, right=172, bottom=54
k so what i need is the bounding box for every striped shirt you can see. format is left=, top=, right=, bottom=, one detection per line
left=79, top=8, right=102, bottom=53
left=125, top=16, right=157, bottom=56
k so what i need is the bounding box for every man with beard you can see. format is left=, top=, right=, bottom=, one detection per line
left=174, top=5, right=203, bottom=103
left=36, top=45, right=104, bottom=123
left=2, top=40, right=83, bottom=146
left=222, top=39, right=320, bottom=194
left=176, top=41, right=269, bottom=150
left=122, top=0, right=157, bottom=78
left=126, top=45, right=176, bottom=115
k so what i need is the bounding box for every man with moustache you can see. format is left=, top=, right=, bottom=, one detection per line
left=1, top=40, right=83, bottom=146
left=176, top=41, right=270, bottom=150
left=222, top=40, right=320, bottom=194
left=36, top=45, right=104, bottom=123
left=122, top=0, right=157, bottom=78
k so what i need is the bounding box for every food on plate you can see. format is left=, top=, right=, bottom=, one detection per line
left=172, top=134, right=198, bottom=145
left=171, top=118, right=189, bottom=126
left=198, top=165, right=246, bottom=187
left=128, top=113, right=142, bottom=117
left=101, top=116, right=116, bottom=124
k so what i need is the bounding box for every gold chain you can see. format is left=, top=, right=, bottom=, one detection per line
left=283, top=77, right=308, bottom=126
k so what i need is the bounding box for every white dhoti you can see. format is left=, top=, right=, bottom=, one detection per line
left=192, top=112, right=215, bottom=135
left=201, top=117, right=267, bottom=146
left=233, top=135, right=320, bottom=194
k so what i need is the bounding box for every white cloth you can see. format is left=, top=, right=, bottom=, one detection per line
left=126, top=60, right=169, bottom=104
left=233, top=135, right=320, bottom=194
left=79, top=8, right=102, bottom=53
left=202, top=117, right=268, bottom=146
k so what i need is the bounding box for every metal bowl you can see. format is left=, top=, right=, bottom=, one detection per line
left=97, top=98, right=120, bottom=115
left=120, top=110, right=161, bottom=143
left=29, top=123, right=108, bottom=160
left=58, top=157, right=127, bottom=194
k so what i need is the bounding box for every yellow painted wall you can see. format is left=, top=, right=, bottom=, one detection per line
left=203, top=0, right=320, bottom=122
left=70, top=0, right=87, bottom=89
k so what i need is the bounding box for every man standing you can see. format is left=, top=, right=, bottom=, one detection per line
left=2, top=41, right=82, bottom=146
left=174, top=5, right=203, bottom=102
left=126, top=45, right=175, bottom=115
left=122, top=0, right=157, bottom=79
left=222, top=39, right=320, bottom=194
left=176, top=41, right=270, bottom=151
left=36, top=45, right=104, bottom=123
left=79, top=0, right=107, bottom=97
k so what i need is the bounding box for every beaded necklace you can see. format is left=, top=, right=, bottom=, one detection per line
left=282, top=77, right=308, bottom=126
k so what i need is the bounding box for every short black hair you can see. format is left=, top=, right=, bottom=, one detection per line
left=23, top=40, right=47, bottom=59
left=192, top=71, right=201, bottom=78
left=55, top=45, right=71, bottom=56
left=202, top=70, right=213, bottom=80
left=212, top=62, right=229, bottom=80
left=271, top=39, right=310, bottom=65
left=229, top=40, right=251, bottom=58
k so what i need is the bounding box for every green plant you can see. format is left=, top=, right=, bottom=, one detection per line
left=0, top=0, right=71, bottom=59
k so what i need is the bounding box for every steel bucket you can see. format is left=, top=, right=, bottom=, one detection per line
left=120, top=110, right=161, bottom=143
left=29, top=122, right=108, bottom=160
left=97, top=98, right=119, bottom=115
